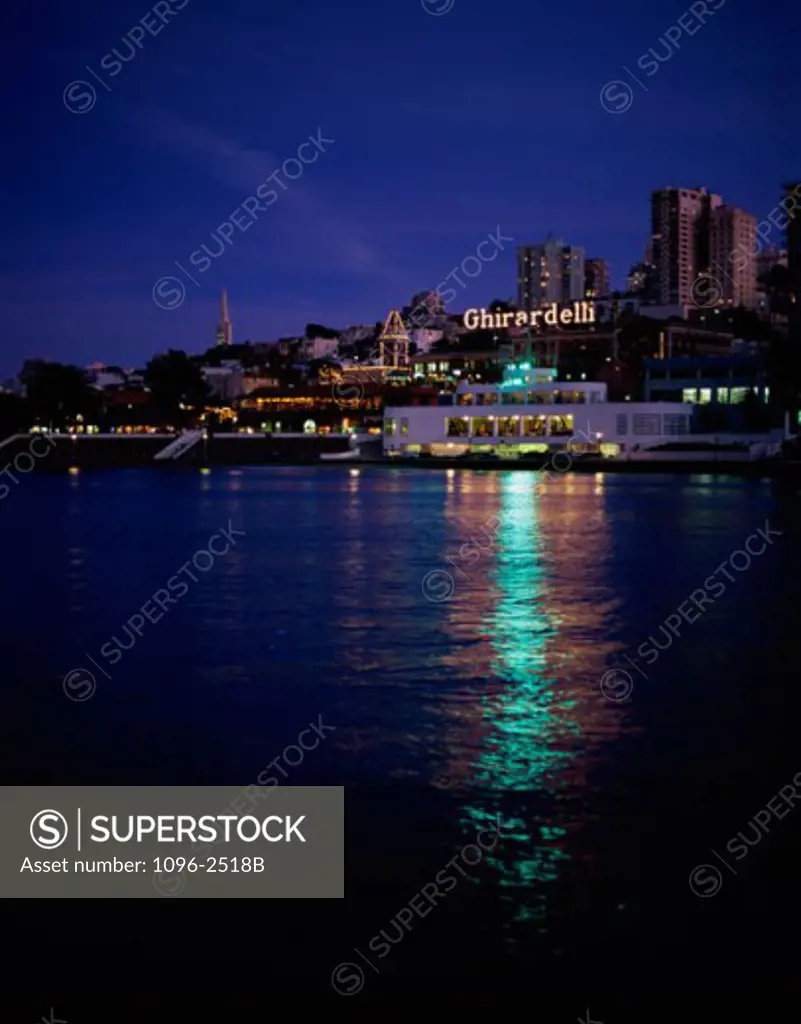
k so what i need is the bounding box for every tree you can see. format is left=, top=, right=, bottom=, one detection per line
left=144, top=350, right=210, bottom=412
left=305, top=323, right=340, bottom=340
left=758, top=264, right=792, bottom=318
left=19, top=359, right=99, bottom=426
left=0, top=392, right=27, bottom=438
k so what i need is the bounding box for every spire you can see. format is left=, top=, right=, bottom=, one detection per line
left=216, top=288, right=232, bottom=346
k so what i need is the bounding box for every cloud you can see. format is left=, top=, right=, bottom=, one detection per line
left=136, top=111, right=397, bottom=281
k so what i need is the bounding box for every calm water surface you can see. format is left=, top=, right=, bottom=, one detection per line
left=3, top=467, right=801, bottom=1006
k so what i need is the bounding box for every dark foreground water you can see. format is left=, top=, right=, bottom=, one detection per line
left=3, top=467, right=801, bottom=1014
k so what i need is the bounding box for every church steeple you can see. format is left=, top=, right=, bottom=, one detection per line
left=216, top=287, right=233, bottom=346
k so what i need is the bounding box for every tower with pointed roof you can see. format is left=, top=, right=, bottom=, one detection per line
left=216, top=287, right=233, bottom=346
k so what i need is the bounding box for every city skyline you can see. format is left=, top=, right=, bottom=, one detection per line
left=2, top=0, right=798, bottom=376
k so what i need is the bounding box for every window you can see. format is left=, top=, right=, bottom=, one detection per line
left=682, top=388, right=698, bottom=403
left=663, top=414, right=688, bottom=435
left=523, top=415, right=548, bottom=436
left=400, top=418, right=409, bottom=437
left=446, top=418, right=469, bottom=437
left=471, top=417, right=493, bottom=437
left=457, top=393, right=474, bottom=406
left=496, top=416, right=519, bottom=437
left=633, top=414, right=662, bottom=435
left=548, top=414, right=574, bottom=436
left=616, top=413, right=628, bottom=436
left=384, top=418, right=396, bottom=436
left=502, top=391, right=524, bottom=404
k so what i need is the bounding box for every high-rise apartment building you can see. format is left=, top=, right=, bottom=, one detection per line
left=650, top=186, right=722, bottom=305
left=584, top=258, right=610, bottom=298
left=709, top=206, right=758, bottom=308
left=518, top=236, right=585, bottom=307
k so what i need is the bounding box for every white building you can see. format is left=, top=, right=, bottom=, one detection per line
left=202, top=363, right=243, bottom=401
left=85, top=363, right=127, bottom=390
left=409, top=328, right=444, bottom=354
left=302, top=336, right=340, bottom=362
left=383, top=364, right=693, bottom=458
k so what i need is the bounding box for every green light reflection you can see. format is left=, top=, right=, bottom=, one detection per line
left=461, top=473, right=579, bottom=923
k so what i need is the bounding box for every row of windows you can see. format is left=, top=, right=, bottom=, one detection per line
left=445, top=415, right=576, bottom=438
left=387, top=413, right=689, bottom=439
left=456, top=390, right=602, bottom=407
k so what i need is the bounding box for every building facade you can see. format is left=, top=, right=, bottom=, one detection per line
left=709, top=206, right=758, bottom=308
left=584, top=258, right=610, bottom=298
left=650, top=186, right=722, bottom=306
left=518, top=236, right=585, bottom=307
left=385, top=363, right=692, bottom=458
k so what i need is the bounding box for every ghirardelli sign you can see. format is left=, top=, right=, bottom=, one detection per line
left=462, top=302, right=596, bottom=330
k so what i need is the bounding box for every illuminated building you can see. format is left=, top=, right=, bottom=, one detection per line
left=518, top=236, right=585, bottom=307
left=384, top=361, right=692, bottom=457
left=650, top=186, right=722, bottom=306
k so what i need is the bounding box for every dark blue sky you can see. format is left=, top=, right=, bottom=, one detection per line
left=2, top=0, right=798, bottom=374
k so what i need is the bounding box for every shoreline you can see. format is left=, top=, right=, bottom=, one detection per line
left=3, top=433, right=799, bottom=477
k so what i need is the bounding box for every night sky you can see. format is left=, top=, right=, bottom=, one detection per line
left=2, top=0, right=798, bottom=374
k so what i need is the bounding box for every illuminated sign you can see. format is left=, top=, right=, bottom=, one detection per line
left=462, top=301, right=596, bottom=331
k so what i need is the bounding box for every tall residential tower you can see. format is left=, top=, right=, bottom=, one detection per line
left=518, top=236, right=585, bottom=308
left=650, top=186, right=722, bottom=306
left=709, top=205, right=758, bottom=308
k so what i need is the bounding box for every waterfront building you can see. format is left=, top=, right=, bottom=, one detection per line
left=644, top=355, right=768, bottom=406
left=384, top=361, right=692, bottom=458
left=650, top=186, right=722, bottom=306
left=518, top=236, right=585, bottom=307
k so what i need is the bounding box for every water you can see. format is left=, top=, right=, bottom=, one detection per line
left=3, top=467, right=801, bottom=1008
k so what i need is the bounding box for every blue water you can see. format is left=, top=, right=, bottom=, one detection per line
left=3, top=467, right=801, bottom=1007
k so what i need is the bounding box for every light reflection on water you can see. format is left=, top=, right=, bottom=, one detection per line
left=425, top=471, right=627, bottom=922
